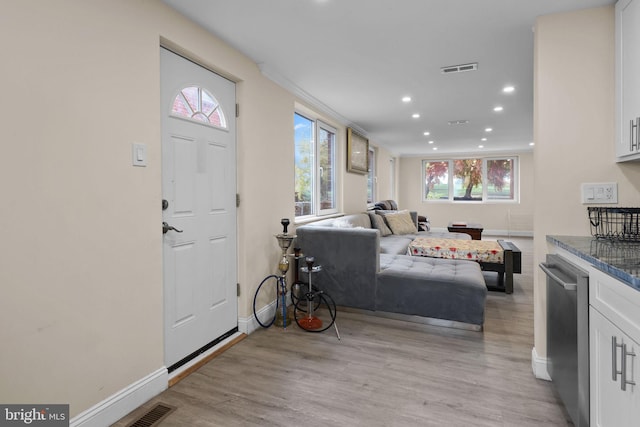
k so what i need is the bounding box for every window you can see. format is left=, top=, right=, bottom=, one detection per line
left=367, top=147, right=376, bottom=204
left=423, top=157, right=517, bottom=202
left=171, top=86, right=227, bottom=129
left=389, top=158, right=396, bottom=200
left=294, top=113, right=338, bottom=217
left=424, top=161, right=449, bottom=200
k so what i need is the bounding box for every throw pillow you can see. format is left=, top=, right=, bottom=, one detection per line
left=368, top=212, right=392, bottom=236
left=383, top=210, right=417, bottom=235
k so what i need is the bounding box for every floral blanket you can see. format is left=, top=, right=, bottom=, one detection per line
left=409, top=237, right=504, bottom=263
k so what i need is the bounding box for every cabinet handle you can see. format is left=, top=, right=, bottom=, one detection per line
left=613, top=336, right=623, bottom=381
left=621, top=343, right=636, bottom=391
left=637, top=117, right=640, bottom=151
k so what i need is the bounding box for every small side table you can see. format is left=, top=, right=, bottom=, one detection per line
left=447, top=222, right=483, bottom=240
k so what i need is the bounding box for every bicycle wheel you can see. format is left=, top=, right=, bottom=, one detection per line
left=253, top=274, right=280, bottom=328
left=293, top=291, right=337, bottom=333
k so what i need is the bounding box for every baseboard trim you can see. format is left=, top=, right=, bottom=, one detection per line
left=239, top=305, right=270, bottom=335
left=239, top=301, right=275, bottom=335
left=238, top=291, right=292, bottom=335
left=70, top=367, right=168, bottom=427
left=531, top=347, right=551, bottom=381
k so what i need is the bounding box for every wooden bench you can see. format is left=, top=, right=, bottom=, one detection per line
left=408, top=238, right=521, bottom=294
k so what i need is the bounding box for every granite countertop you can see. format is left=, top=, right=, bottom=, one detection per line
left=547, top=235, right=640, bottom=291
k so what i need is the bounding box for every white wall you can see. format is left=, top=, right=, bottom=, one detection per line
left=397, top=152, right=535, bottom=235
left=0, top=0, right=299, bottom=418
left=533, top=6, right=640, bottom=359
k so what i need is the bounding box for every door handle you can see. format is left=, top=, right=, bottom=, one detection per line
left=539, top=263, right=577, bottom=291
left=162, top=222, right=183, bottom=234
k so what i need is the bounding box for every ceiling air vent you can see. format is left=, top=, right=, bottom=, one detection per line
left=441, top=63, right=478, bottom=74
left=448, top=120, right=469, bottom=125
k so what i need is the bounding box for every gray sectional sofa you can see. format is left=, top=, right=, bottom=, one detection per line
left=295, top=212, right=488, bottom=329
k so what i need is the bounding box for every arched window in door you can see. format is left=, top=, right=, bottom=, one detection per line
left=171, top=86, right=227, bottom=129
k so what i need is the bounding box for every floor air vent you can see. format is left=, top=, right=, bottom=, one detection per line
left=441, top=62, right=478, bottom=74
left=126, top=403, right=176, bottom=427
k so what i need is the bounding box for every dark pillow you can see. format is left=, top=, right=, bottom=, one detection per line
left=368, top=212, right=392, bottom=236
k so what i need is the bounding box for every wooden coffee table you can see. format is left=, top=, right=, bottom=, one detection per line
left=447, top=222, right=483, bottom=240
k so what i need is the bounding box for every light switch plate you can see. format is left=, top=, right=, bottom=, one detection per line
left=581, top=182, right=617, bottom=204
left=132, top=143, right=147, bottom=167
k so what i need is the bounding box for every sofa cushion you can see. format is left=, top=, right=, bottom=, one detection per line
left=377, top=254, right=487, bottom=326
left=368, top=212, right=392, bottom=236
left=381, top=210, right=417, bottom=235
left=305, top=213, right=372, bottom=229
left=379, top=235, right=414, bottom=255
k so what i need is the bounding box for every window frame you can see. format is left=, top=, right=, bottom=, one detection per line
left=422, top=156, right=519, bottom=203
left=367, top=146, right=376, bottom=204
left=294, top=112, right=339, bottom=220
left=316, top=120, right=338, bottom=216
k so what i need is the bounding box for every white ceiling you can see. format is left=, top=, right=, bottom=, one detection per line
left=162, top=0, right=615, bottom=156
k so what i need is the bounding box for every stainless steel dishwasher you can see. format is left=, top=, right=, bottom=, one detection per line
left=539, top=254, right=589, bottom=427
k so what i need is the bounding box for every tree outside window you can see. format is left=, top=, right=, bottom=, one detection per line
left=423, top=157, right=517, bottom=202
left=424, top=161, right=449, bottom=200
left=453, top=159, right=482, bottom=200
left=295, top=113, right=338, bottom=217
left=486, top=159, right=514, bottom=200
left=294, top=114, right=314, bottom=216
left=318, top=127, right=335, bottom=211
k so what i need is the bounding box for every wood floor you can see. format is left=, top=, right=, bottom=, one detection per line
left=114, top=237, right=574, bottom=427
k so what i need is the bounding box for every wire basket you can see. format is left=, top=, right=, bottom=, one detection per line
left=588, top=207, right=640, bottom=241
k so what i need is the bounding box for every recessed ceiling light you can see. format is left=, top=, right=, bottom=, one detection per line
left=402, top=96, right=412, bottom=103
left=412, top=113, right=420, bottom=118
left=432, top=147, right=438, bottom=150
left=493, top=106, right=503, bottom=112
left=428, top=140, right=434, bottom=144
left=485, top=127, right=493, bottom=132
left=503, top=86, right=515, bottom=93
left=478, top=145, right=484, bottom=148
left=529, top=142, right=535, bottom=146
left=481, top=138, right=487, bottom=141
left=423, top=131, right=430, bottom=136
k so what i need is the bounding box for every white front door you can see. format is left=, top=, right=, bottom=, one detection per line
left=160, top=48, right=237, bottom=369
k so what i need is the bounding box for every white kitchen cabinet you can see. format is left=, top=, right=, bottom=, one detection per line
left=616, top=0, right=640, bottom=160
left=589, top=308, right=640, bottom=426
left=589, top=267, right=640, bottom=426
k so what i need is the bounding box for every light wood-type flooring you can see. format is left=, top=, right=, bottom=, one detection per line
left=114, top=237, right=574, bottom=426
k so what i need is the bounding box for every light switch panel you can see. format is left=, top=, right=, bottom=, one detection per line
left=581, top=182, right=617, bottom=204
left=132, top=143, right=147, bottom=167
